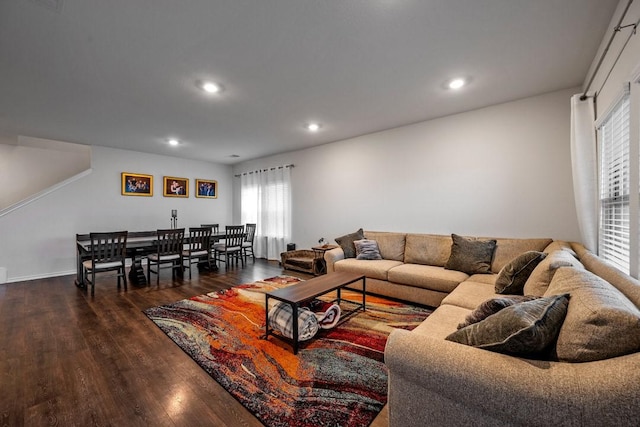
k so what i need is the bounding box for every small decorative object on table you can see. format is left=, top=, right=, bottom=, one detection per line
left=171, top=209, right=178, bottom=229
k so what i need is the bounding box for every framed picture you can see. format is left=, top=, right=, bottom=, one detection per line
left=196, top=179, right=218, bottom=199
left=121, top=172, right=153, bottom=196
left=163, top=176, right=189, bottom=198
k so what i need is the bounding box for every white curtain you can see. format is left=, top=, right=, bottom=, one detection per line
left=240, top=167, right=292, bottom=260
left=570, top=94, right=598, bottom=251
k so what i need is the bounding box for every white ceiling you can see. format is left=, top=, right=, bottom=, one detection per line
left=0, top=0, right=618, bottom=164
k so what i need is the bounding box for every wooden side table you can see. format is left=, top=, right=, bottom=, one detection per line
left=311, top=244, right=339, bottom=275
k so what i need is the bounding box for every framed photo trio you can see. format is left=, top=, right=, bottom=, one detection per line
left=120, top=173, right=217, bottom=199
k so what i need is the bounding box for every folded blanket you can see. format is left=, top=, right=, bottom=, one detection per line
left=268, top=303, right=319, bottom=341
left=315, top=303, right=341, bottom=329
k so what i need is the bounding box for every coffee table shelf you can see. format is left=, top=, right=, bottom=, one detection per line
left=264, top=272, right=366, bottom=354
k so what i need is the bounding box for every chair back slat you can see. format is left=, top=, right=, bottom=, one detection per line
left=201, top=223, right=220, bottom=234
left=89, top=231, right=128, bottom=263
left=156, top=228, right=185, bottom=255
left=244, top=223, right=257, bottom=243
left=188, top=227, right=212, bottom=251
left=225, top=225, right=245, bottom=248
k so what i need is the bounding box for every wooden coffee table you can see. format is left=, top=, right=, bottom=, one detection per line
left=264, top=272, right=366, bottom=354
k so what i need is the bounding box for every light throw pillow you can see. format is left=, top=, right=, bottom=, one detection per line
left=334, top=228, right=364, bottom=259
left=495, top=251, right=547, bottom=294
left=354, top=239, right=383, bottom=260
left=544, top=267, right=640, bottom=362
left=457, top=295, right=540, bottom=329
left=446, top=294, right=570, bottom=357
left=445, top=234, right=497, bottom=275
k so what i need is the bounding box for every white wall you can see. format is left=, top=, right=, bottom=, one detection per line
left=0, top=136, right=91, bottom=210
left=0, top=145, right=232, bottom=282
left=233, top=88, right=581, bottom=249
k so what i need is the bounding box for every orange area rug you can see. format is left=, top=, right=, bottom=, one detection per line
left=144, top=276, right=432, bottom=427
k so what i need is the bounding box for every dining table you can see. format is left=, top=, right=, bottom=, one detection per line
left=75, top=229, right=237, bottom=288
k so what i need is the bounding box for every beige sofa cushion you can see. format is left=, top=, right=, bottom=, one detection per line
left=576, top=247, right=640, bottom=307
left=545, top=267, right=640, bottom=362
left=440, top=280, right=497, bottom=310
left=364, top=231, right=406, bottom=261
left=334, top=258, right=403, bottom=281
left=544, top=240, right=577, bottom=256
left=486, top=237, right=553, bottom=273
left=466, top=274, right=497, bottom=285
left=388, top=264, right=468, bottom=293
left=523, top=249, right=584, bottom=296
left=412, top=304, right=469, bottom=339
left=404, top=234, right=452, bottom=266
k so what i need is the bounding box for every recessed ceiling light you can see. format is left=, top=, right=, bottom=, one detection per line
left=201, top=81, right=221, bottom=94
left=448, top=78, right=466, bottom=90
left=306, top=123, right=321, bottom=132
left=168, top=138, right=180, bottom=146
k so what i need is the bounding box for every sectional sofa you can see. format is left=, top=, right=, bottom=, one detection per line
left=325, top=231, right=640, bottom=426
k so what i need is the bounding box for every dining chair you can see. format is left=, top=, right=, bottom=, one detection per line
left=213, top=225, right=245, bottom=268
left=183, top=227, right=213, bottom=278
left=242, top=223, right=257, bottom=263
left=201, top=223, right=222, bottom=256
left=82, top=231, right=128, bottom=296
left=200, top=223, right=219, bottom=233
left=147, top=228, right=185, bottom=285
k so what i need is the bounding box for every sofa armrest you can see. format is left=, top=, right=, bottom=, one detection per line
left=324, top=247, right=344, bottom=273
left=385, top=329, right=640, bottom=426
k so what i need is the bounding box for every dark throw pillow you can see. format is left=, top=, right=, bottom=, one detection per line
left=444, top=234, right=497, bottom=275
left=457, top=295, right=540, bottom=329
left=354, top=239, right=383, bottom=260
left=495, top=251, right=547, bottom=294
left=334, top=228, right=365, bottom=259
left=446, top=294, right=570, bottom=358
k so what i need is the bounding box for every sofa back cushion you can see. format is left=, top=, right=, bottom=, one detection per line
left=544, top=266, right=640, bottom=362
left=523, top=249, right=584, bottom=296
left=363, top=231, right=406, bottom=261
left=485, top=238, right=553, bottom=273
left=543, top=240, right=577, bottom=256
left=404, top=234, right=452, bottom=266
left=574, top=245, right=640, bottom=307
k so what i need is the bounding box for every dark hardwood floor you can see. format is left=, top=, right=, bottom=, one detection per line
left=0, top=260, right=389, bottom=427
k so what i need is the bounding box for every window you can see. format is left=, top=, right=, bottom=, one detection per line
left=240, top=166, right=292, bottom=260
left=598, top=90, right=631, bottom=273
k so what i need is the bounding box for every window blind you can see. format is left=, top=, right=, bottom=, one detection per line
left=598, top=92, right=631, bottom=273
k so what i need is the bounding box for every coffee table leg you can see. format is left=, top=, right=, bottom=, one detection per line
left=264, top=295, right=270, bottom=340
left=292, top=303, right=299, bottom=355
left=362, top=277, right=366, bottom=311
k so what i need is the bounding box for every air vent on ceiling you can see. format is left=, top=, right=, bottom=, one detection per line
left=28, top=0, right=63, bottom=13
